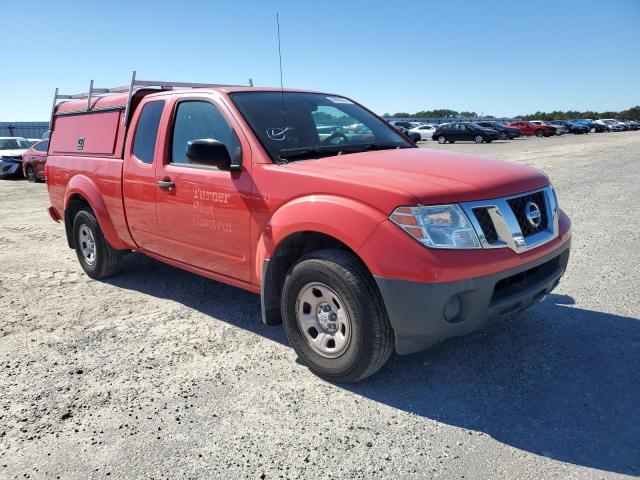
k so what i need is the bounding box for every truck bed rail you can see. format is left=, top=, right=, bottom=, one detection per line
left=50, top=71, right=254, bottom=128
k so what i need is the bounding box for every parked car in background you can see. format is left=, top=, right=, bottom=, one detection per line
left=608, top=119, right=631, bottom=130
left=528, top=120, right=564, bottom=136
left=566, top=121, right=590, bottom=134
left=569, top=119, right=598, bottom=132
left=596, top=119, right=624, bottom=132
left=0, top=137, right=31, bottom=178
left=475, top=121, right=521, bottom=140
left=432, top=122, right=500, bottom=144
left=506, top=121, right=555, bottom=137
left=544, top=121, right=570, bottom=135
left=21, top=140, right=49, bottom=182
left=389, top=121, right=419, bottom=131
left=627, top=120, right=640, bottom=130
left=390, top=122, right=421, bottom=142
left=618, top=120, right=638, bottom=130
left=409, top=124, right=437, bottom=141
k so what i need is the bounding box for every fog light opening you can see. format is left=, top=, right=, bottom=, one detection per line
left=443, top=295, right=462, bottom=323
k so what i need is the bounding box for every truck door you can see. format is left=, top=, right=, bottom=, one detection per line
left=153, top=97, right=252, bottom=282
left=123, top=99, right=165, bottom=249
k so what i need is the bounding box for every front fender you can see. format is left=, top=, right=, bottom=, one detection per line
left=255, top=195, right=388, bottom=282
left=64, top=174, right=133, bottom=250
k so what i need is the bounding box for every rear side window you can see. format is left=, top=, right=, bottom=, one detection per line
left=34, top=140, right=49, bottom=152
left=171, top=100, right=240, bottom=166
left=133, top=101, right=164, bottom=164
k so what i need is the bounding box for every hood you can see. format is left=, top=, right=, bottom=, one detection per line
left=286, top=148, right=549, bottom=204
left=0, top=149, right=27, bottom=159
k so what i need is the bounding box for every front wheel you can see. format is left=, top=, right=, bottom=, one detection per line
left=281, top=249, right=394, bottom=383
left=474, top=135, right=484, bottom=143
left=535, top=129, right=544, bottom=137
left=73, top=209, right=122, bottom=279
left=499, top=132, right=508, bottom=140
left=26, top=166, right=36, bottom=183
left=437, top=135, right=447, bottom=144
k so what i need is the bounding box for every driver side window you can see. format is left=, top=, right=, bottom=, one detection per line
left=171, top=100, right=240, bottom=166
left=312, top=106, right=373, bottom=144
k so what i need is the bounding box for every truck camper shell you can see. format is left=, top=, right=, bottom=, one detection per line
left=48, top=71, right=254, bottom=158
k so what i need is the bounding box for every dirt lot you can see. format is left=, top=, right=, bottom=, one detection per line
left=1, top=132, right=639, bottom=479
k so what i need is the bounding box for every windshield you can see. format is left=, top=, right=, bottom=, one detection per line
left=0, top=139, right=30, bottom=150
left=230, top=92, right=413, bottom=162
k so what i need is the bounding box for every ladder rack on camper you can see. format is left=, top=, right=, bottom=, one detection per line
left=49, top=70, right=254, bottom=128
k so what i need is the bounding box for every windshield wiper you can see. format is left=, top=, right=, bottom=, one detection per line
left=360, top=142, right=411, bottom=151
left=279, top=146, right=345, bottom=161
left=278, top=142, right=411, bottom=162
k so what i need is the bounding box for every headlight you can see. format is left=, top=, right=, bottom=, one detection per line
left=390, top=204, right=481, bottom=249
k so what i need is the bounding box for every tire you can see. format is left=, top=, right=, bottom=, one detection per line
left=535, top=129, right=544, bottom=137
left=474, top=135, right=484, bottom=144
left=499, top=132, right=508, bottom=140
left=73, top=209, right=122, bottom=279
left=437, top=135, right=446, bottom=144
left=26, top=166, right=36, bottom=183
left=281, top=249, right=394, bottom=383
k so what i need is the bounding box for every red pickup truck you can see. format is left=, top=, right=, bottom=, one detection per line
left=45, top=73, right=571, bottom=382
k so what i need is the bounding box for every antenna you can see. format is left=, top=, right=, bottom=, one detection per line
left=276, top=12, right=288, bottom=156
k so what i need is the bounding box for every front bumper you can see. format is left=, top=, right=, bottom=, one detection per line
left=375, top=239, right=571, bottom=354
left=0, top=161, right=23, bottom=177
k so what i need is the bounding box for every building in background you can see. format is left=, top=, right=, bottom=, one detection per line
left=0, top=122, right=49, bottom=139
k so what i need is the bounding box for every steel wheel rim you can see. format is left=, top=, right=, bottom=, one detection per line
left=78, top=224, right=97, bottom=265
left=295, top=282, right=352, bottom=358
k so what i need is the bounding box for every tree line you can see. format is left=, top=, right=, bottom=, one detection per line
left=382, top=106, right=640, bottom=121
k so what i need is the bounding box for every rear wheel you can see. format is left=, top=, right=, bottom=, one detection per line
left=474, top=135, right=484, bottom=143
left=281, top=249, right=394, bottom=383
left=26, top=166, right=36, bottom=183
left=73, top=209, right=122, bottom=279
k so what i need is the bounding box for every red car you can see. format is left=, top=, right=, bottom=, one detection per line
left=506, top=121, right=555, bottom=137
left=45, top=74, right=571, bottom=382
left=22, top=140, right=49, bottom=182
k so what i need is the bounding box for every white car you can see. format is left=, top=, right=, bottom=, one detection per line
left=596, top=119, right=624, bottom=132
left=0, top=137, right=31, bottom=178
left=409, top=124, right=437, bottom=141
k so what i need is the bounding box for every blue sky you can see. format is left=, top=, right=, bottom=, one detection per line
left=1, top=0, right=638, bottom=120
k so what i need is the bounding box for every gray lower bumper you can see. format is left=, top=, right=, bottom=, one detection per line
left=375, top=240, right=571, bottom=354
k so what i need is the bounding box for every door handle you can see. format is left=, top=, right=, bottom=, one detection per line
left=157, top=180, right=175, bottom=190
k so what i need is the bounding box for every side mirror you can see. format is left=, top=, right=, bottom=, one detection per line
left=186, top=139, right=240, bottom=171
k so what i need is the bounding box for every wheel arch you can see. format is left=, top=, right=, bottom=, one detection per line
left=257, top=195, right=388, bottom=326
left=260, top=230, right=382, bottom=327
left=63, top=175, right=130, bottom=250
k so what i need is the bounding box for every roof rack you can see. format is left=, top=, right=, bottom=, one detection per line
left=49, top=70, right=254, bottom=127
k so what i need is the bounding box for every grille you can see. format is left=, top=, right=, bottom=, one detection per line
left=472, top=207, right=498, bottom=244
left=507, top=191, right=548, bottom=237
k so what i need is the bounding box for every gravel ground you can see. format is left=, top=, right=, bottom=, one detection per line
left=1, top=132, right=639, bottom=479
